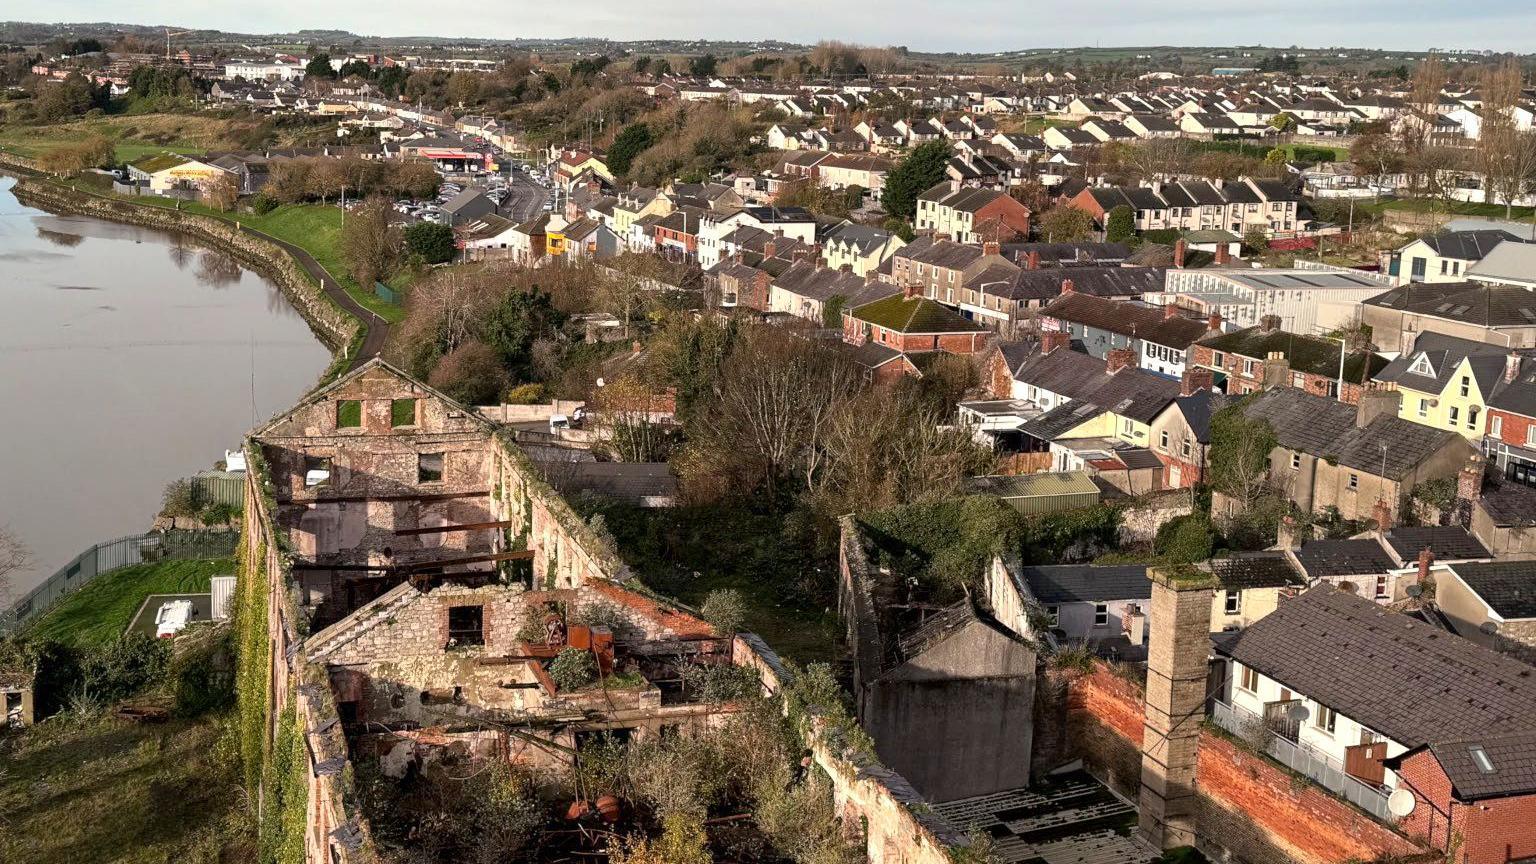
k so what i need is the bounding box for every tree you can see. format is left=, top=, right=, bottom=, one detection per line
left=700, top=589, right=746, bottom=635
left=404, top=221, right=455, bottom=264
left=688, top=54, right=718, bottom=77
left=1269, top=112, right=1297, bottom=134
left=339, top=196, right=401, bottom=288
left=1208, top=403, right=1278, bottom=511
left=37, top=135, right=114, bottom=175
left=1104, top=205, right=1135, bottom=243
left=305, top=54, right=336, bottom=79
left=606, top=122, right=655, bottom=177
left=1477, top=60, right=1536, bottom=219
left=0, top=527, right=28, bottom=603
left=428, top=339, right=510, bottom=405
left=199, top=175, right=239, bottom=212
left=1037, top=205, right=1096, bottom=242
left=1242, top=226, right=1269, bottom=256
left=1350, top=131, right=1403, bottom=200
left=882, top=139, right=952, bottom=220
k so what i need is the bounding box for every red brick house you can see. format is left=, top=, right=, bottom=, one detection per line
left=843, top=287, right=991, bottom=355
left=654, top=207, right=704, bottom=260
left=1189, top=315, right=1387, bottom=402
left=914, top=182, right=1031, bottom=244
left=1387, top=734, right=1536, bottom=864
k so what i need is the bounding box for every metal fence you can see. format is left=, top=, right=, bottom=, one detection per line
left=374, top=281, right=400, bottom=304
left=1210, top=698, right=1392, bottom=822
left=0, top=530, right=238, bottom=635
left=192, top=472, right=246, bottom=508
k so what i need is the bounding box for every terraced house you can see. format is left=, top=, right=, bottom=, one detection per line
left=1067, top=177, right=1302, bottom=236
left=914, top=182, right=1032, bottom=243
left=1374, top=332, right=1509, bottom=442
left=1190, top=315, right=1388, bottom=401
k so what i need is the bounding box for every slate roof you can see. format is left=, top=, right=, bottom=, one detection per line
left=1015, top=564, right=1152, bottom=604
left=1198, top=326, right=1386, bottom=382
left=898, top=237, right=985, bottom=271
left=1424, top=732, right=1536, bottom=802
left=850, top=293, right=987, bottom=333
left=1208, top=551, right=1304, bottom=589
left=1416, top=230, right=1521, bottom=261
left=1172, top=390, right=1229, bottom=444
left=1237, top=387, right=1466, bottom=481
left=1468, top=241, right=1536, bottom=285
left=1446, top=560, right=1536, bottom=619
left=1363, top=281, right=1536, bottom=328
left=1020, top=400, right=1106, bottom=439
left=1042, top=293, right=1214, bottom=349
left=1293, top=539, right=1396, bottom=577
left=918, top=184, right=1016, bottom=214
left=774, top=262, right=892, bottom=306
left=1000, top=242, right=1131, bottom=266
left=1477, top=474, right=1536, bottom=527
left=1001, top=266, right=1168, bottom=303
left=1222, top=587, right=1536, bottom=792
left=1374, top=331, right=1508, bottom=395
left=1384, top=526, right=1491, bottom=562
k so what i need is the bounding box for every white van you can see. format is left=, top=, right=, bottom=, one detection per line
left=155, top=600, right=194, bottom=638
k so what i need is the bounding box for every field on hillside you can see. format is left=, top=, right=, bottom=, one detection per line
left=0, top=112, right=335, bottom=164
left=23, top=558, right=232, bottom=649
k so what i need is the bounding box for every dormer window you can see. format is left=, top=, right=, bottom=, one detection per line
left=1409, top=354, right=1435, bottom=377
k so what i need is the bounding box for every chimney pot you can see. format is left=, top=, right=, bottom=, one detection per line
left=1505, top=354, right=1522, bottom=384
left=1260, top=314, right=1281, bottom=333
left=764, top=240, right=777, bottom=259
left=983, top=241, right=1001, bottom=257
left=1372, top=499, right=1394, bottom=531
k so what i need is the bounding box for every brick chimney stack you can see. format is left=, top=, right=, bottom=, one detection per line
left=1276, top=514, right=1300, bottom=549
left=1260, top=314, right=1281, bottom=333
left=1173, top=238, right=1187, bottom=269
left=1214, top=242, right=1231, bottom=266
left=763, top=239, right=777, bottom=259
left=983, top=240, right=1001, bottom=256
left=1106, top=346, right=1137, bottom=375
left=1180, top=367, right=1214, bottom=396
left=1456, top=456, right=1485, bottom=526
left=1206, top=312, right=1222, bottom=332
left=1417, top=547, right=1435, bottom=585
left=1372, top=499, right=1394, bottom=531
left=1026, top=250, right=1041, bottom=270
left=1041, top=330, right=1070, bottom=354
left=1061, top=278, right=1075, bottom=294
left=1506, top=354, right=1522, bottom=384
left=904, top=282, right=923, bottom=299
left=1164, top=303, right=1179, bottom=320
left=1355, top=383, right=1401, bottom=429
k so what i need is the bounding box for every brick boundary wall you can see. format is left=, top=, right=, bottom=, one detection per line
left=1055, top=665, right=1429, bottom=864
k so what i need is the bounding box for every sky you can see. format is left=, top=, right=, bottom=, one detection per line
left=24, top=0, right=1536, bottom=54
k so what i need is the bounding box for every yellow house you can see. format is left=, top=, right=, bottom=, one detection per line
left=613, top=187, right=668, bottom=244
left=1375, top=332, right=1509, bottom=442
left=128, top=153, right=228, bottom=194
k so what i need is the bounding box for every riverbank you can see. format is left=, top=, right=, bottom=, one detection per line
left=8, top=175, right=379, bottom=378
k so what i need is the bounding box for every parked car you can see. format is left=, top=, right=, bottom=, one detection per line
left=155, top=600, right=194, bottom=638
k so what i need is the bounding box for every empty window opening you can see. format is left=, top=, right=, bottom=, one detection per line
left=391, top=398, right=418, bottom=427
left=418, top=452, right=444, bottom=483
left=448, top=605, right=485, bottom=647
left=336, top=400, right=363, bottom=429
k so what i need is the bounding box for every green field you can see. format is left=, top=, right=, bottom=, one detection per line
left=23, top=558, right=233, bottom=649
left=106, top=193, right=408, bottom=323
left=1372, top=198, right=1536, bottom=221
left=0, top=712, right=252, bottom=864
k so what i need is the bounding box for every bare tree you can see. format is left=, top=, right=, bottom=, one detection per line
left=0, top=528, right=29, bottom=607
left=340, top=195, right=402, bottom=288
left=1477, top=60, right=1536, bottom=219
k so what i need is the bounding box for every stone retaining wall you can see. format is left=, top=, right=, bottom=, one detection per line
left=11, top=179, right=360, bottom=356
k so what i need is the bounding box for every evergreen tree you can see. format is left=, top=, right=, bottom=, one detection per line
left=882, top=140, right=952, bottom=221
left=1105, top=205, right=1135, bottom=244
left=606, top=122, right=654, bottom=176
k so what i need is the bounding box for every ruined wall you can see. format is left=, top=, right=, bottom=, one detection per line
left=13, top=178, right=359, bottom=352
left=1060, top=664, right=1425, bottom=864
left=1117, top=490, right=1195, bottom=545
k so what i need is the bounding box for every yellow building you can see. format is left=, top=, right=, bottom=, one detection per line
left=127, top=153, right=228, bottom=194
left=1375, top=332, right=1509, bottom=442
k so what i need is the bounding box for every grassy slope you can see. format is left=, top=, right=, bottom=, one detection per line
left=123, top=195, right=407, bottom=323
left=0, top=713, right=253, bottom=864
left=24, top=558, right=233, bottom=649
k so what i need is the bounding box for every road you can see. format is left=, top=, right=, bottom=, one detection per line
left=499, top=173, right=550, bottom=223
left=243, top=224, right=390, bottom=367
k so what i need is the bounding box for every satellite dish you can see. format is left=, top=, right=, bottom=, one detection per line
left=1286, top=702, right=1311, bottom=722
left=1480, top=620, right=1500, bottom=636
left=1387, top=788, right=1417, bottom=818
left=1406, top=584, right=1423, bottom=598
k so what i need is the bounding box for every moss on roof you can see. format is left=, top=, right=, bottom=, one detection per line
left=850, top=293, right=987, bottom=334
left=130, top=153, right=192, bottom=174
left=1199, top=326, right=1386, bottom=381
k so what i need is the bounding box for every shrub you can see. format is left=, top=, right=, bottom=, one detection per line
left=1154, top=514, right=1216, bottom=565
left=249, top=193, right=278, bottom=215
left=427, top=338, right=511, bottom=406
left=548, top=647, right=597, bottom=691
left=404, top=221, right=455, bottom=265
left=503, top=382, right=545, bottom=404
left=200, top=501, right=240, bottom=526
left=160, top=479, right=203, bottom=518
left=700, top=588, right=746, bottom=635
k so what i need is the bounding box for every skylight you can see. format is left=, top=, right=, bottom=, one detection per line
left=1469, top=745, right=1496, bottom=774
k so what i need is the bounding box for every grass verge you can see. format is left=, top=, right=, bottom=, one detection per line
left=0, top=711, right=254, bottom=864
left=23, top=558, right=233, bottom=649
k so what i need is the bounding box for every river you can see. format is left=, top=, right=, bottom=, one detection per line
left=0, top=175, right=332, bottom=595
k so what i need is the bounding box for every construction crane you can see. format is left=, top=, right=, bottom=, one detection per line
left=165, top=28, right=194, bottom=61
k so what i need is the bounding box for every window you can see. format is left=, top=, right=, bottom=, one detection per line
left=446, top=605, right=485, bottom=647
left=1468, top=406, right=1480, bottom=430
left=1440, top=259, right=1449, bottom=275
left=1291, top=452, right=1301, bottom=470
left=417, top=452, right=444, bottom=483
left=1528, top=424, right=1536, bottom=447
left=391, top=398, right=418, bottom=427
left=1239, top=664, right=1259, bottom=692
left=1224, top=590, right=1241, bottom=615
left=1460, top=376, right=1471, bottom=398
left=1469, top=745, right=1496, bottom=774
left=1492, top=415, right=1504, bottom=437
left=1181, top=439, right=1192, bottom=458
left=1122, top=418, right=1134, bottom=436
left=1314, top=704, right=1337, bottom=734
left=1418, top=398, right=1429, bottom=418
left=336, top=399, right=363, bottom=428
left=1375, top=573, right=1389, bottom=599
left=1242, top=358, right=1258, bottom=377
left=1449, top=406, right=1460, bottom=424
left=1045, top=605, right=1059, bottom=625
left=1093, top=603, right=1109, bottom=626
left=1160, top=430, right=1169, bottom=450
left=304, top=455, right=332, bottom=488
